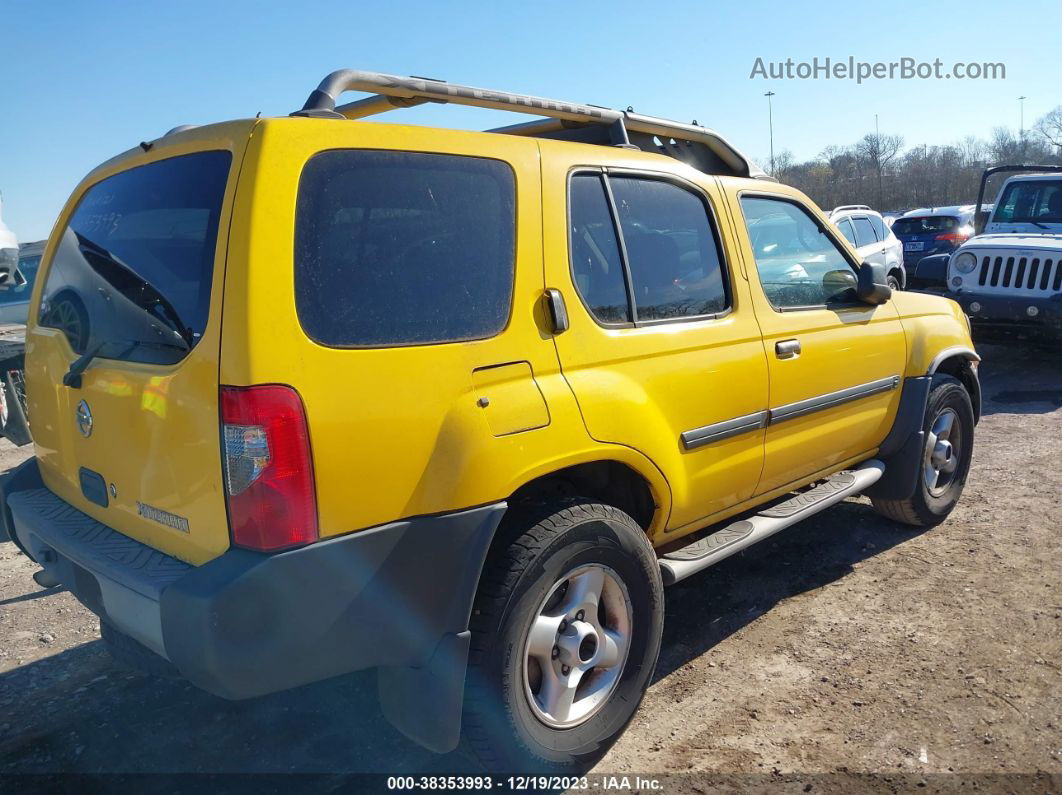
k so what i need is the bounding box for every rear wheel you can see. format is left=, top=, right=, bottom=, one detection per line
left=887, top=272, right=903, bottom=291
left=871, top=374, right=974, bottom=526
left=462, top=500, right=663, bottom=773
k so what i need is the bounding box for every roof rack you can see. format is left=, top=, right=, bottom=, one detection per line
left=831, top=204, right=872, bottom=214
left=293, top=70, right=770, bottom=181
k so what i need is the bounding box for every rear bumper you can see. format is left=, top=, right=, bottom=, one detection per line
left=948, top=290, right=1062, bottom=337
left=2, top=458, right=505, bottom=750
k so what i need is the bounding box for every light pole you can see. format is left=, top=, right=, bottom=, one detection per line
left=764, top=91, right=775, bottom=174
left=1018, top=95, right=1027, bottom=138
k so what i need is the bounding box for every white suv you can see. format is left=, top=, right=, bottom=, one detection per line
left=946, top=167, right=1062, bottom=340
left=829, top=205, right=906, bottom=289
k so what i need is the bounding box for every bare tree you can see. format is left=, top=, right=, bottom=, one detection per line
left=856, top=132, right=904, bottom=207
left=1034, top=106, right=1062, bottom=154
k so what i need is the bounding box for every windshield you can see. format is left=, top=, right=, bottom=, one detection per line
left=38, top=151, right=231, bottom=362
left=0, top=253, right=39, bottom=306
left=993, top=179, right=1062, bottom=224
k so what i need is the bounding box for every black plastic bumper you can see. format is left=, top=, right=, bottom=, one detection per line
left=3, top=458, right=506, bottom=752
left=907, top=253, right=949, bottom=292
left=948, top=290, right=1062, bottom=336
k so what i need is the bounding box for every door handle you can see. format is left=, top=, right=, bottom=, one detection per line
left=775, top=339, right=801, bottom=358
left=544, top=288, right=569, bottom=334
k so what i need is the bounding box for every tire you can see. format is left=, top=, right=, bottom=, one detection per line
left=871, top=374, right=974, bottom=527
left=462, top=499, right=664, bottom=774
left=887, top=273, right=902, bottom=292
left=100, top=620, right=180, bottom=679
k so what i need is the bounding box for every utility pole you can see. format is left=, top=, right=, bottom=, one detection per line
left=764, top=91, right=775, bottom=174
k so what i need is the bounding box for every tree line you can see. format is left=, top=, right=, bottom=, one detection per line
left=766, top=106, right=1062, bottom=213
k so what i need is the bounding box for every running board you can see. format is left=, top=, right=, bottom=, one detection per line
left=659, top=460, right=885, bottom=585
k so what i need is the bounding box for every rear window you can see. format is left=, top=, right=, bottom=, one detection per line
left=39, top=151, right=231, bottom=361
left=892, top=215, right=958, bottom=235
left=295, top=150, right=516, bottom=347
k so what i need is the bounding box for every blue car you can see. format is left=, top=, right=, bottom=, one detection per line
left=892, top=206, right=976, bottom=270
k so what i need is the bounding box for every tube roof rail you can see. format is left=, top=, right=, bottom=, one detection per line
left=293, top=69, right=771, bottom=181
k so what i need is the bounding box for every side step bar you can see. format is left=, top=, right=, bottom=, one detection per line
left=659, top=460, right=884, bottom=585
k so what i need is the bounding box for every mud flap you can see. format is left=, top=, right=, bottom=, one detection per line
left=378, top=630, right=471, bottom=753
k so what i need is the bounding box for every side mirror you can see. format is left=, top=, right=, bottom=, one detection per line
left=856, top=261, right=892, bottom=305
left=822, top=268, right=858, bottom=302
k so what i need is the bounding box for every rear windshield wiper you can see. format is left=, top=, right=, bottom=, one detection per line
left=63, top=338, right=189, bottom=389
left=75, top=234, right=198, bottom=347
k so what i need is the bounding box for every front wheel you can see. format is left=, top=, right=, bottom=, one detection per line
left=462, top=500, right=663, bottom=773
left=871, top=374, right=975, bottom=526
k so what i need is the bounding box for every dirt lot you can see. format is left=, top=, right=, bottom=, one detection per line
left=1, top=342, right=1059, bottom=790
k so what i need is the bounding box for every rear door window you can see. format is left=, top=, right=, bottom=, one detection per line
left=608, top=176, right=730, bottom=321
left=295, top=150, right=516, bottom=347
left=39, top=151, right=232, bottom=361
left=569, top=174, right=631, bottom=323
left=869, top=215, right=887, bottom=240
left=852, top=217, right=878, bottom=247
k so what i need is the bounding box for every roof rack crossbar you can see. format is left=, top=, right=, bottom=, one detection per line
left=293, top=69, right=767, bottom=179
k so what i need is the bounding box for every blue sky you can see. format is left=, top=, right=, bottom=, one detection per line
left=3, top=0, right=1059, bottom=241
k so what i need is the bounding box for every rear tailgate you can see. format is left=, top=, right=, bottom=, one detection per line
left=25, top=123, right=254, bottom=565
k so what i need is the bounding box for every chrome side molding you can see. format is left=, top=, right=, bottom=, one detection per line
left=681, top=411, right=769, bottom=450
left=681, top=375, right=901, bottom=450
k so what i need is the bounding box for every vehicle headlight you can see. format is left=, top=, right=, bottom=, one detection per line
left=952, top=251, right=977, bottom=274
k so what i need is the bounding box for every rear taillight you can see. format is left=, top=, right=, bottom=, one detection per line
left=935, top=232, right=970, bottom=243
left=220, top=385, right=318, bottom=551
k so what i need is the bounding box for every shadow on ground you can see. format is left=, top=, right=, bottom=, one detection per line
left=1, top=498, right=926, bottom=777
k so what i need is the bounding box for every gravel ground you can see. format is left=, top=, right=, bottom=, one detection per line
left=0, top=342, right=1059, bottom=791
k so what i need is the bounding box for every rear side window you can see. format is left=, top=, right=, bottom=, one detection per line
left=39, top=151, right=231, bottom=361
left=869, top=215, right=887, bottom=240
left=569, top=174, right=630, bottom=323
left=609, top=177, right=729, bottom=320
left=852, top=217, right=878, bottom=247
left=567, top=171, right=730, bottom=325
left=295, top=150, right=516, bottom=347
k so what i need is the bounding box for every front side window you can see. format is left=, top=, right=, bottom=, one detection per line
left=295, top=150, right=516, bottom=347
left=567, top=172, right=730, bottom=325
left=39, top=150, right=232, bottom=361
left=740, top=196, right=858, bottom=310
left=993, top=179, right=1062, bottom=223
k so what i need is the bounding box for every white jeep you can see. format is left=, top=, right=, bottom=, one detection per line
left=946, top=166, right=1062, bottom=339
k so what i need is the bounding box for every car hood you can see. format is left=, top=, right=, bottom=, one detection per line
left=960, top=233, right=1062, bottom=252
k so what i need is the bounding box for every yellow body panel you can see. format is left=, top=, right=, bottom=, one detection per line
left=25, top=122, right=256, bottom=564
left=539, top=143, right=769, bottom=532
left=25, top=115, right=978, bottom=566
left=720, top=180, right=908, bottom=494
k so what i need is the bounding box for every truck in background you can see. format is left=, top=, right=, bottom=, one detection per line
left=0, top=193, right=32, bottom=445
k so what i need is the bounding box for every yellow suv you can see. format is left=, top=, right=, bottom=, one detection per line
left=2, top=70, right=980, bottom=773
